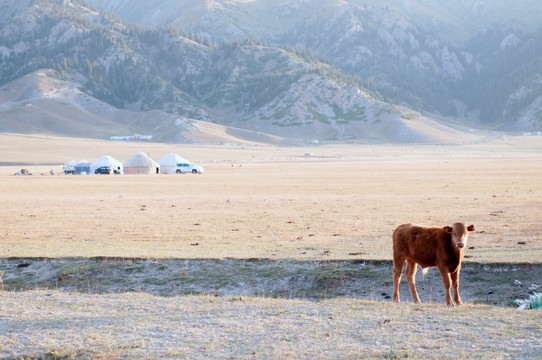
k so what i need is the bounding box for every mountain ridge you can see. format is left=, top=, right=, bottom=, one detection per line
left=1, top=0, right=540, bottom=144
left=86, top=0, right=542, bottom=130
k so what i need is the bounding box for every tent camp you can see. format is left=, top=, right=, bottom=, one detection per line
left=63, top=160, right=90, bottom=174
left=63, top=160, right=79, bottom=174
left=74, top=161, right=91, bottom=175
left=157, top=153, right=190, bottom=174
left=90, top=155, right=123, bottom=174
left=123, top=152, right=160, bottom=175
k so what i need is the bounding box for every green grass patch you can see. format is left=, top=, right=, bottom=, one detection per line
left=401, top=112, right=417, bottom=120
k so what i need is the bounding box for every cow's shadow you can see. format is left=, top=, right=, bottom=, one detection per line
left=0, top=257, right=537, bottom=306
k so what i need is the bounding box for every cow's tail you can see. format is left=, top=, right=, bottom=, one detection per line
left=422, top=267, right=429, bottom=279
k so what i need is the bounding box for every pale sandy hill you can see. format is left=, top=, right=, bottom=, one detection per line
left=0, top=70, right=493, bottom=145
left=400, top=114, right=484, bottom=144
left=0, top=70, right=289, bottom=146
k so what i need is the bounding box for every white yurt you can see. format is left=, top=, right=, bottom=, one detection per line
left=157, top=153, right=190, bottom=174
left=74, top=161, right=91, bottom=175
left=123, top=152, right=160, bottom=175
left=90, top=155, right=124, bottom=174
left=63, top=160, right=79, bottom=174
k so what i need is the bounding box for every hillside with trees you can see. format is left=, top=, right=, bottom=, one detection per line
left=1, top=0, right=541, bottom=143
left=88, top=0, right=542, bottom=131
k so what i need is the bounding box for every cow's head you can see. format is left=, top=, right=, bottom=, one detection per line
left=443, top=223, right=475, bottom=249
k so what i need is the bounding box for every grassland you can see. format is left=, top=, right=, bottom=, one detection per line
left=1, top=135, right=541, bottom=262
left=2, top=291, right=541, bottom=359
left=1, top=133, right=542, bottom=359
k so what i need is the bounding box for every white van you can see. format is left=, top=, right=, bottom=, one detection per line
left=176, top=162, right=205, bottom=174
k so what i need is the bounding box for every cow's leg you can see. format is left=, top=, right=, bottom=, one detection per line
left=451, top=269, right=462, bottom=305
left=392, top=256, right=405, bottom=302
left=405, top=259, right=421, bottom=303
left=438, top=264, right=454, bottom=306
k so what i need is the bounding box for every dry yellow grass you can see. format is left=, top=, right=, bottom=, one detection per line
left=2, top=133, right=542, bottom=360
left=1, top=291, right=541, bottom=359
left=1, top=133, right=541, bottom=262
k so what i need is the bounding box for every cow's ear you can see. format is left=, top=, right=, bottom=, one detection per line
left=443, top=226, right=453, bottom=233
left=467, top=224, right=475, bottom=232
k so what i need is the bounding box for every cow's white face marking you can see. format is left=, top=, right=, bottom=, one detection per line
left=456, top=233, right=467, bottom=249
left=452, top=223, right=468, bottom=249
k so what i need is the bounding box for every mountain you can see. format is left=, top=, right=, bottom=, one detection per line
left=85, top=0, right=542, bottom=46
left=0, top=68, right=289, bottom=144
left=87, top=0, right=542, bottom=132
left=1, top=0, right=540, bottom=145
left=1, top=0, right=479, bottom=144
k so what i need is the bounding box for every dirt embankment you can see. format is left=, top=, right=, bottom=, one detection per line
left=1, top=258, right=540, bottom=307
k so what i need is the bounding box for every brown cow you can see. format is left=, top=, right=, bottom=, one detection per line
left=392, top=222, right=475, bottom=306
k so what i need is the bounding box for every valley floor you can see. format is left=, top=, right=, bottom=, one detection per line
left=1, top=133, right=542, bottom=359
